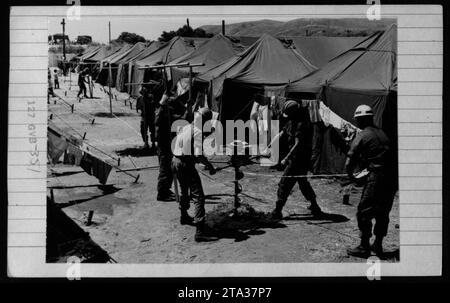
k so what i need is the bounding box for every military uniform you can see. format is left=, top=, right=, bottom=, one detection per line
left=154, top=95, right=187, bottom=200
left=348, top=126, right=396, bottom=240
left=155, top=103, right=175, bottom=199
left=275, top=117, right=317, bottom=210
left=136, top=93, right=156, bottom=146
left=171, top=124, right=206, bottom=224
left=77, top=71, right=88, bottom=98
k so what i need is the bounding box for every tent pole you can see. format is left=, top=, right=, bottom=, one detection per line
left=189, top=66, right=193, bottom=108
left=267, top=96, right=272, bottom=155
left=108, top=63, right=113, bottom=117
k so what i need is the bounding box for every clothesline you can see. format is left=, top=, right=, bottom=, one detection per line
left=88, top=94, right=141, bottom=137
left=49, top=113, right=120, bottom=163
left=251, top=93, right=360, bottom=132
left=218, top=167, right=348, bottom=179
left=52, top=93, right=96, bottom=124
left=48, top=122, right=139, bottom=182
left=57, top=76, right=141, bottom=141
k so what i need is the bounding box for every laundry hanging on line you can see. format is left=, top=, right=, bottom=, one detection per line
left=47, top=130, right=68, bottom=164
left=63, top=142, right=83, bottom=166
left=318, top=101, right=359, bottom=142
left=301, top=99, right=321, bottom=123
left=249, top=102, right=269, bottom=132
left=80, top=153, right=113, bottom=185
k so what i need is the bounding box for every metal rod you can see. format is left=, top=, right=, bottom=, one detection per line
left=189, top=66, right=193, bottom=105
left=124, top=81, right=159, bottom=86
left=115, top=165, right=159, bottom=172
left=138, top=62, right=204, bottom=70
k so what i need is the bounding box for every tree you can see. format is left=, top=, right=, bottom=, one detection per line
left=116, top=32, right=146, bottom=44
left=159, top=30, right=177, bottom=42
left=158, top=25, right=213, bottom=42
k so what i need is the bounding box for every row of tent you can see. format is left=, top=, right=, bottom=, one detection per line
left=71, top=24, right=397, bottom=174
left=72, top=33, right=367, bottom=98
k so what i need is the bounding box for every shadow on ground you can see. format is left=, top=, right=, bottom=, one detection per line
left=49, top=170, right=85, bottom=177
left=116, top=146, right=157, bottom=157
left=93, top=112, right=136, bottom=117
left=284, top=212, right=350, bottom=223
left=206, top=203, right=286, bottom=242
left=57, top=185, right=125, bottom=215
left=46, top=198, right=114, bottom=263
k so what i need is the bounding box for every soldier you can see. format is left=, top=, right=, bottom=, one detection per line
left=172, top=107, right=218, bottom=242
left=136, top=86, right=156, bottom=150
left=77, top=68, right=89, bottom=99
left=154, top=90, right=185, bottom=202
left=345, top=105, right=397, bottom=258
left=270, top=100, right=322, bottom=220
left=53, top=69, right=60, bottom=89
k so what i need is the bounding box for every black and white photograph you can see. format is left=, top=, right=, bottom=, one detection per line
left=6, top=3, right=444, bottom=279
left=45, top=11, right=399, bottom=264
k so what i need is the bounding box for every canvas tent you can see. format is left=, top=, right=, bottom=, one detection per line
left=100, top=43, right=133, bottom=65
left=288, top=36, right=366, bottom=68
left=196, top=33, right=317, bottom=120
left=112, top=42, right=148, bottom=92
left=95, top=43, right=133, bottom=86
left=168, top=34, right=246, bottom=87
left=287, top=24, right=397, bottom=174
left=134, top=36, right=196, bottom=68
left=76, top=46, right=102, bottom=62
left=73, top=45, right=101, bottom=61
left=129, top=37, right=196, bottom=97
left=82, top=43, right=123, bottom=63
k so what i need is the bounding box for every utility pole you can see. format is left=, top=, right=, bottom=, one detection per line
left=108, top=64, right=113, bottom=117
left=108, top=21, right=111, bottom=44
left=61, top=18, right=66, bottom=61
left=186, top=18, right=190, bottom=28
left=222, top=20, right=225, bottom=35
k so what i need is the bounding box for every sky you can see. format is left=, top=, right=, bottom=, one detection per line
left=48, top=16, right=294, bottom=43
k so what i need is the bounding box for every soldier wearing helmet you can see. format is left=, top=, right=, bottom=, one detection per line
left=346, top=104, right=396, bottom=258
left=270, top=100, right=323, bottom=220
left=171, top=107, right=218, bottom=242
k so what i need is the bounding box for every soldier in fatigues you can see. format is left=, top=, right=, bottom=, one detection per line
left=346, top=105, right=397, bottom=258
left=154, top=92, right=181, bottom=202
left=271, top=100, right=322, bottom=220
left=172, top=107, right=218, bottom=242
left=136, top=86, right=156, bottom=150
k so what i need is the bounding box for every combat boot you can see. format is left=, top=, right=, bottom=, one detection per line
left=371, top=236, right=384, bottom=258
left=270, top=205, right=283, bottom=220
left=195, top=223, right=219, bottom=242
left=347, top=237, right=371, bottom=258
left=308, top=199, right=323, bottom=216
left=180, top=210, right=194, bottom=226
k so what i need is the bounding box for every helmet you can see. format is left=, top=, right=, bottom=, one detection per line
left=354, top=105, right=374, bottom=118
left=196, top=107, right=213, bottom=122
left=282, top=100, right=300, bottom=118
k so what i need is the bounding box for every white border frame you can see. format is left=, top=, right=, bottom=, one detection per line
left=8, top=5, right=443, bottom=277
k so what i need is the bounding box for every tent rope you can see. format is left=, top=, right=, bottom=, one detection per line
left=50, top=113, right=119, bottom=163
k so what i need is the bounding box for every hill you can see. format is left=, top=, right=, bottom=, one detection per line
left=200, top=18, right=395, bottom=37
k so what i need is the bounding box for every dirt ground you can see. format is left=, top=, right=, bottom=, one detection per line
left=47, top=72, right=399, bottom=263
